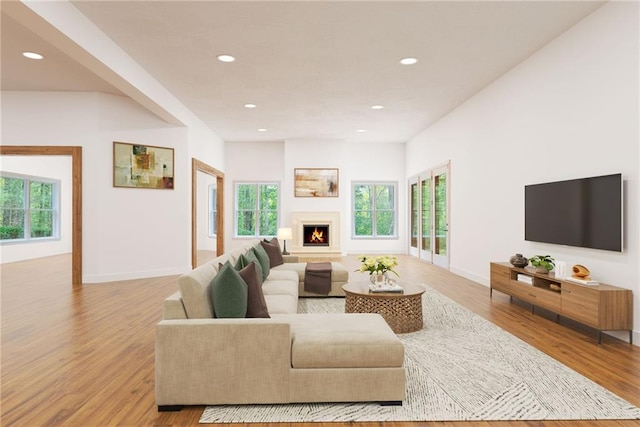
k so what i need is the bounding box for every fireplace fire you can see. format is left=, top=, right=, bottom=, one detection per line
left=303, top=225, right=330, bottom=246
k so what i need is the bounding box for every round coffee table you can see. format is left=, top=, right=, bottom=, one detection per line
left=342, top=281, right=425, bottom=334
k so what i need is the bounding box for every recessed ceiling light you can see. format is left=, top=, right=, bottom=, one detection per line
left=356, top=129, right=367, bottom=133
left=22, top=51, right=43, bottom=60
left=371, top=105, right=384, bottom=110
left=400, top=57, right=418, bottom=65
left=257, top=128, right=267, bottom=132
left=217, top=54, right=235, bottom=63
left=244, top=103, right=257, bottom=109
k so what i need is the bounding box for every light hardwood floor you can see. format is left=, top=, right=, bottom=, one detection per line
left=1, top=254, right=639, bottom=427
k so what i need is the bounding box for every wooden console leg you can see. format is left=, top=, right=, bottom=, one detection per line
left=380, top=401, right=403, bottom=406
left=158, top=405, right=183, bottom=412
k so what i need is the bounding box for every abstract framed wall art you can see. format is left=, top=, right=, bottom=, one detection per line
left=113, top=142, right=174, bottom=189
left=294, top=168, right=339, bottom=197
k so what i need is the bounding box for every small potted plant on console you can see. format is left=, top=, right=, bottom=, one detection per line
left=528, top=255, right=555, bottom=274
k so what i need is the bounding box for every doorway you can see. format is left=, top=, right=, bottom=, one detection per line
left=0, top=146, right=82, bottom=285
left=408, top=161, right=450, bottom=269
left=191, top=158, right=224, bottom=269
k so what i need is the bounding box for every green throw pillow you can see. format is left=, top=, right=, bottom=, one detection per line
left=210, top=261, right=248, bottom=318
left=252, top=244, right=271, bottom=281
left=236, top=253, right=263, bottom=285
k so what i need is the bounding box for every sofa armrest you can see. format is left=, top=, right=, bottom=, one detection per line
left=155, top=319, right=292, bottom=405
left=283, top=255, right=300, bottom=263
left=162, top=292, right=187, bottom=319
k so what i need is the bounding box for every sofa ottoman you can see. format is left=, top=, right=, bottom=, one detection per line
left=273, top=312, right=406, bottom=404
left=272, top=261, right=349, bottom=297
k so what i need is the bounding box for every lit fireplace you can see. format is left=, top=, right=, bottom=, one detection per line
left=303, top=225, right=330, bottom=246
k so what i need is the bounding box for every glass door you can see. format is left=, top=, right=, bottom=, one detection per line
left=419, top=176, right=432, bottom=262
left=408, top=162, right=450, bottom=269
left=432, top=164, right=449, bottom=269
left=408, top=178, right=419, bottom=257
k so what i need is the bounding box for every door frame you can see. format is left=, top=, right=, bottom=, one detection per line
left=0, top=146, right=83, bottom=285
left=191, top=158, right=224, bottom=269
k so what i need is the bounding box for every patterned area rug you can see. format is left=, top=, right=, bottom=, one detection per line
left=200, top=287, right=640, bottom=423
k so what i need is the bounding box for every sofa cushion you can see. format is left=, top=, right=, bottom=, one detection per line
left=263, top=294, right=298, bottom=314
left=267, top=269, right=299, bottom=283
left=260, top=239, right=284, bottom=268
left=262, top=279, right=299, bottom=299
left=236, top=252, right=264, bottom=284
left=288, top=313, right=404, bottom=369
left=210, top=262, right=248, bottom=318
left=238, top=262, right=270, bottom=318
left=252, top=245, right=271, bottom=281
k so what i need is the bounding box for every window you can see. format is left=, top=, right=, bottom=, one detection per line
left=208, top=185, right=217, bottom=237
left=0, top=174, right=59, bottom=242
left=235, top=182, right=279, bottom=237
left=352, top=182, right=397, bottom=238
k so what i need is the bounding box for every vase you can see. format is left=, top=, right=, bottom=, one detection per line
left=509, top=253, right=528, bottom=268
left=370, top=272, right=388, bottom=287
left=534, top=266, right=549, bottom=274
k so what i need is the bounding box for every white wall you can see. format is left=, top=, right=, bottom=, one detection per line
left=224, top=140, right=406, bottom=254
left=1, top=91, right=219, bottom=282
left=0, top=156, right=72, bottom=262
left=406, top=1, right=639, bottom=341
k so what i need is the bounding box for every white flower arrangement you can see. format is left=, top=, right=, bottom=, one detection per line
left=355, top=255, right=399, bottom=277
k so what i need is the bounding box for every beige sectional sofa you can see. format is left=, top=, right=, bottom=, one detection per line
left=156, top=239, right=406, bottom=410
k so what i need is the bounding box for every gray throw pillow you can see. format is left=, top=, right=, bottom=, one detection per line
left=210, top=261, right=248, bottom=318
left=260, top=239, right=284, bottom=268
left=252, top=245, right=271, bottom=281
left=237, top=262, right=270, bottom=318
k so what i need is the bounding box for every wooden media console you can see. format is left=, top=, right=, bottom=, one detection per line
left=490, top=262, right=633, bottom=344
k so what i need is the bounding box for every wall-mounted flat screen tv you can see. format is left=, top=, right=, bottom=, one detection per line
left=524, top=173, right=623, bottom=252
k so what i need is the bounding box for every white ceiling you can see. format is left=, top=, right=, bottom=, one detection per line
left=1, top=1, right=605, bottom=143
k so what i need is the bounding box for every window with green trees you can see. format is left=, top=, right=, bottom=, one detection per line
left=0, top=174, right=59, bottom=241
left=235, top=182, right=279, bottom=237
left=352, top=182, right=397, bottom=238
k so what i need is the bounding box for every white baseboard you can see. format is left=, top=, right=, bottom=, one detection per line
left=450, top=265, right=489, bottom=287
left=83, top=265, right=190, bottom=283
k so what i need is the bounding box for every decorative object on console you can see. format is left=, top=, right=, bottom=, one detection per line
left=572, top=264, right=590, bottom=278
left=528, top=255, right=555, bottom=274
left=277, top=227, right=292, bottom=255
left=516, top=274, right=533, bottom=285
left=554, top=260, right=567, bottom=279
left=509, top=253, right=528, bottom=268
left=566, top=264, right=599, bottom=285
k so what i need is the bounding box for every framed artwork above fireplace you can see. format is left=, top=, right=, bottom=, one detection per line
left=294, top=168, right=339, bottom=197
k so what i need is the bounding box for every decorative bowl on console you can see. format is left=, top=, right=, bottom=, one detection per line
left=509, top=253, right=528, bottom=268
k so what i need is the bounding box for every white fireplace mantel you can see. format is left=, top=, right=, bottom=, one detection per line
left=290, top=211, right=342, bottom=256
